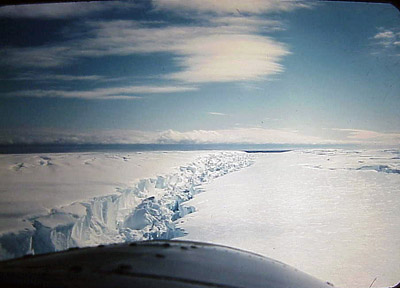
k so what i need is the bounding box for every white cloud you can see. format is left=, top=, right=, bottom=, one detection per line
left=0, top=127, right=328, bottom=145
left=210, top=16, right=283, bottom=31
left=156, top=128, right=327, bottom=144
left=152, top=0, right=313, bottom=15
left=2, top=127, right=399, bottom=146
left=374, top=31, right=395, bottom=39
left=0, top=46, right=73, bottom=68
left=3, top=73, right=105, bottom=82
left=372, top=28, right=400, bottom=52
left=168, top=33, right=289, bottom=83
left=1, top=19, right=290, bottom=83
left=1, top=0, right=314, bottom=86
left=0, top=128, right=156, bottom=145
left=208, top=112, right=228, bottom=116
left=332, top=128, right=400, bottom=145
left=87, top=20, right=290, bottom=82
left=0, top=1, right=136, bottom=19
left=154, top=128, right=400, bottom=146
left=3, top=85, right=197, bottom=100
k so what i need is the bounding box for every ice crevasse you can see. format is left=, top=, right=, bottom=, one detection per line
left=0, top=152, right=253, bottom=260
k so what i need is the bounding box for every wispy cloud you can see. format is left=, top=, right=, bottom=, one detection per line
left=0, top=127, right=328, bottom=145
left=152, top=0, right=313, bottom=15
left=2, top=127, right=398, bottom=146
left=263, top=117, right=280, bottom=121
left=0, top=128, right=156, bottom=145
left=208, top=112, right=228, bottom=116
left=0, top=1, right=136, bottom=19
left=332, top=128, right=400, bottom=145
left=210, top=16, right=283, bottom=31
left=0, top=46, right=73, bottom=68
left=2, top=73, right=105, bottom=82
left=156, top=128, right=327, bottom=144
left=372, top=28, right=400, bottom=55
left=0, top=1, right=314, bottom=90
left=1, top=17, right=290, bottom=83
left=374, top=31, right=395, bottom=39
left=2, top=85, right=197, bottom=100
left=167, top=33, right=289, bottom=83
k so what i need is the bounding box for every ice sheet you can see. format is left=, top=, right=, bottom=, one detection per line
left=0, top=151, right=212, bottom=233
left=0, top=151, right=253, bottom=260
left=178, top=149, right=400, bottom=288
left=1, top=149, right=399, bottom=288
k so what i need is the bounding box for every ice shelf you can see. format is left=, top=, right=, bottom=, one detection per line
left=0, top=151, right=253, bottom=260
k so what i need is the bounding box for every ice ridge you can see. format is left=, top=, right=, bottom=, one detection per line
left=356, top=165, right=400, bottom=174
left=0, top=152, right=253, bottom=260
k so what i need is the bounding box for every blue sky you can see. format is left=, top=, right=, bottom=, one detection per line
left=0, top=0, right=399, bottom=146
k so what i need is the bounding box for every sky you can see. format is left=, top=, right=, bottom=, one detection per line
left=0, top=0, right=399, bottom=146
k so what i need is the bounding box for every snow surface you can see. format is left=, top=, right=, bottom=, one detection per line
left=0, top=151, right=212, bottom=233
left=178, top=149, right=400, bottom=288
left=0, top=151, right=253, bottom=260
left=1, top=149, right=399, bottom=288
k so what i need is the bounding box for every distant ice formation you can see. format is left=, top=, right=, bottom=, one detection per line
left=0, top=152, right=253, bottom=260
left=356, top=165, right=400, bottom=174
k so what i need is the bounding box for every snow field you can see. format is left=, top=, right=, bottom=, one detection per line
left=178, top=149, right=400, bottom=288
left=0, top=151, right=253, bottom=260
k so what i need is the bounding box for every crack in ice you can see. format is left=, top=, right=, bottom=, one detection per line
left=0, top=151, right=253, bottom=260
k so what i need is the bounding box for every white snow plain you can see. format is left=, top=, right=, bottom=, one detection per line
left=0, top=151, right=252, bottom=260
left=1, top=149, right=399, bottom=288
left=178, top=149, right=400, bottom=288
left=0, top=151, right=212, bottom=233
